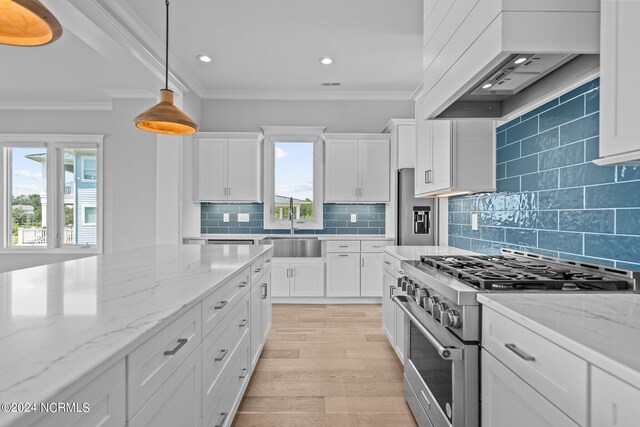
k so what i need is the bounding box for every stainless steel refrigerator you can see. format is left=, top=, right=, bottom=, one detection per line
left=397, top=168, right=436, bottom=246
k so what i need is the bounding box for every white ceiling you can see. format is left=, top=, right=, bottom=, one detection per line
left=0, top=0, right=422, bottom=104
left=0, top=25, right=157, bottom=105
left=125, top=0, right=423, bottom=97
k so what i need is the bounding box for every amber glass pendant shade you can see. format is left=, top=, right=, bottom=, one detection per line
left=0, top=0, right=62, bottom=46
left=134, top=89, right=197, bottom=135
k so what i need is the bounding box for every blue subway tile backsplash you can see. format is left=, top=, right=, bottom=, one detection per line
left=449, top=78, right=640, bottom=269
left=200, top=203, right=386, bottom=235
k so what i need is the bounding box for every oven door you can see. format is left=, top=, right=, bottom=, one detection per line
left=394, top=295, right=479, bottom=427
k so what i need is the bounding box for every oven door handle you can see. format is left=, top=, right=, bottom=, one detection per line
left=393, top=296, right=463, bottom=361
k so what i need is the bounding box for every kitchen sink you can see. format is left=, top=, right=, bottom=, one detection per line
left=258, top=237, right=321, bottom=257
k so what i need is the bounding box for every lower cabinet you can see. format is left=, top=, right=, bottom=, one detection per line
left=271, top=258, right=324, bottom=297
left=361, top=252, right=383, bottom=297
left=591, top=366, right=640, bottom=427
left=261, top=272, right=272, bottom=343
left=393, top=292, right=406, bottom=362
left=30, top=359, right=126, bottom=427
left=129, top=348, right=202, bottom=427
left=250, top=269, right=272, bottom=369
left=482, top=350, right=578, bottom=427
left=326, top=252, right=361, bottom=297
left=382, top=270, right=395, bottom=342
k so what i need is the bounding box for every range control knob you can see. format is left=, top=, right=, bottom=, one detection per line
left=442, top=309, right=461, bottom=328
left=434, top=302, right=448, bottom=320
left=414, top=287, right=429, bottom=305
left=401, top=277, right=409, bottom=292
left=427, top=296, right=440, bottom=314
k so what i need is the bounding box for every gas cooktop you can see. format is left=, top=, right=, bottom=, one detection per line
left=416, top=250, right=636, bottom=291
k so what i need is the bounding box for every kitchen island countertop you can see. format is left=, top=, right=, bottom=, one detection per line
left=0, top=244, right=271, bottom=427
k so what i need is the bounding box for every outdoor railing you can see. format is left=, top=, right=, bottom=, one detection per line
left=16, top=227, right=75, bottom=245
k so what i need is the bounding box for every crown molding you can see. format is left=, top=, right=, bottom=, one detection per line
left=382, top=119, right=415, bottom=133
left=104, top=89, right=157, bottom=99
left=203, top=90, right=414, bottom=101
left=0, top=102, right=112, bottom=111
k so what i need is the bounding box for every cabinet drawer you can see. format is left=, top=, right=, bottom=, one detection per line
left=591, top=366, right=640, bottom=427
left=128, top=304, right=201, bottom=419
left=482, top=308, right=587, bottom=426
left=129, top=346, right=201, bottom=427
left=326, top=240, right=360, bottom=253
left=202, top=268, right=250, bottom=338
left=383, top=253, right=396, bottom=274
left=251, top=257, right=265, bottom=283
left=203, top=334, right=251, bottom=427
left=203, top=291, right=250, bottom=400
left=361, top=240, right=390, bottom=253
left=31, top=359, right=126, bottom=427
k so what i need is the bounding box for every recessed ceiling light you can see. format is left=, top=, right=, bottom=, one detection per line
left=320, top=57, right=333, bottom=65
left=514, top=57, right=527, bottom=65
left=197, top=55, right=212, bottom=63
left=482, top=83, right=493, bottom=89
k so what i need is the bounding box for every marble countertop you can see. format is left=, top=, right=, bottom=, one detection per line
left=478, top=293, right=640, bottom=388
left=0, top=244, right=271, bottom=427
left=384, top=245, right=479, bottom=261
left=187, top=234, right=392, bottom=241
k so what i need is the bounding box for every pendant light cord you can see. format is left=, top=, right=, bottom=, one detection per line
left=165, top=0, right=169, bottom=90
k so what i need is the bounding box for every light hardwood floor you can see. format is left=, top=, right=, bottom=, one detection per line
left=233, top=304, right=417, bottom=427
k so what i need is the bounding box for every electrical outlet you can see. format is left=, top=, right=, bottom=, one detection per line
left=472, top=213, right=478, bottom=231
left=223, top=213, right=230, bottom=223
left=237, top=213, right=250, bottom=223
left=351, top=213, right=357, bottom=223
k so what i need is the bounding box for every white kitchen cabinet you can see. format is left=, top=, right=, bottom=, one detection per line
left=591, top=366, right=640, bottom=427
left=129, top=348, right=201, bottom=427
left=324, top=134, right=390, bottom=203
left=414, top=117, right=495, bottom=197
left=361, top=252, right=383, bottom=297
left=393, top=294, right=406, bottom=362
left=271, top=258, right=324, bottom=297
left=194, top=132, right=263, bottom=202
left=482, top=350, right=579, bottom=427
left=596, top=0, right=640, bottom=165
left=326, top=252, right=361, bottom=297
left=31, top=359, right=126, bottom=427
left=250, top=280, right=263, bottom=369
left=382, top=270, right=395, bottom=343
left=383, top=119, right=416, bottom=169
left=261, top=271, right=272, bottom=343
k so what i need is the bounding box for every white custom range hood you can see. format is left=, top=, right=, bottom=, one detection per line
left=421, top=1, right=601, bottom=120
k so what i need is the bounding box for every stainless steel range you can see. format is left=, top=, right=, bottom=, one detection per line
left=393, top=249, right=638, bottom=427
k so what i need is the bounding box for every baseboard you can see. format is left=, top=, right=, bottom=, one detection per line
left=272, top=297, right=382, bottom=304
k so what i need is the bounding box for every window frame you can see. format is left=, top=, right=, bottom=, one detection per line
left=261, top=126, right=326, bottom=230
left=0, top=134, right=104, bottom=254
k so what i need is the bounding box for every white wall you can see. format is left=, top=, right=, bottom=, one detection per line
left=180, top=92, right=203, bottom=239
left=201, top=99, right=414, bottom=132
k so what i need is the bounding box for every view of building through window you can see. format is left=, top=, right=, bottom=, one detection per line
left=273, top=142, right=314, bottom=221
left=9, top=146, right=98, bottom=247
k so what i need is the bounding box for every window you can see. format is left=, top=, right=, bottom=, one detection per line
left=81, top=157, right=97, bottom=181
left=1, top=134, right=103, bottom=253
left=84, top=207, right=97, bottom=225
left=262, top=126, right=325, bottom=230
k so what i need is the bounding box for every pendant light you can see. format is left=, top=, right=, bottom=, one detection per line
left=134, top=0, right=197, bottom=136
left=0, top=0, right=62, bottom=46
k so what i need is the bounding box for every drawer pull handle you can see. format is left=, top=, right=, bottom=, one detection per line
left=420, top=390, right=431, bottom=410
left=505, top=343, right=536, bottom=361
left=339, top=254, right=349, bottom=257
left=265, top=259, right=271, bottom=264
left=339, top=245, right=349, bottom=248
left=214, top=349, right=229, bottom=362
left=384, top=260, right=392, bottom=265
left=238, top=281, right=247, bottom=288
left=389, top=285, right=395, bottom=300
left=164, top=338, right=188, bottom=356
left=254, top=267, right=262, bottom=273
left=214, top=412, right=228, bottom=427
left=214, top=301, right=228, bottom=310
left=239, top=319, right=248, bottom=327
left=397, top=269, right=404, bottom=275
left=239, top=368, right=248, bottom=379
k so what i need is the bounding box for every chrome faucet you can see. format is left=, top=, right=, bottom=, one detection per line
left=289, top=197, right=295, bottom=235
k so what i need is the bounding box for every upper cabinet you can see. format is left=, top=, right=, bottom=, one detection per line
left=323, top=134, right=390, bottom=203
left=414, top=99, right=495, bottom=197
left=595, top=0, right=640, bottom=165
left=421, top=0, right=600, bottom=120
left=194, top=133, right=264, bottom=202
